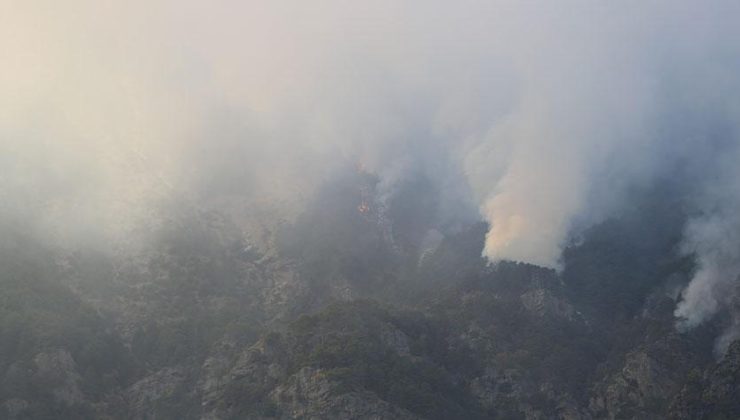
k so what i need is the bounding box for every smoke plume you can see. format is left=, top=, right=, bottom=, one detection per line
left=3, top=1, right=740, bottom=342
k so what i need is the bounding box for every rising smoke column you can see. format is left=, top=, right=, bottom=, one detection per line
left=662, top=4, right=740, bottom=352
left=676, top=140, right=740, bottom=354
left=4, top=0, right=740, bottom=305
left=466, top=3, right=657, bottom=268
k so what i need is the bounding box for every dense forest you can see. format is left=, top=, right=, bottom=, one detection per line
left=2, top=171, right=739, bottom=419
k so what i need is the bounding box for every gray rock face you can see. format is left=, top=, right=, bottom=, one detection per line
left=469, top=368, right=588, bottom=420
left=520, top=288, right=576, bottom=320
left=199, top=314, right=438, bottom=419
left=33, top=349, right=85, bottom=406
left=270, top=367, right=420, bottom=420
left=669, top=339, right=740, bottom=419
left=378, top=324, right=411, bottom=357
left=1, top=398, right=29, bottom=419
left=197, top=328, right=420, bottom=420
left=260, top=267, right=310, bottom=321
left=198, top=337, right=241, bottom=416
left=125, top=366, right=187, bottom=419
left=595, top=351, right=680, bottom=419
left=590, top=333, right=701, bottom=420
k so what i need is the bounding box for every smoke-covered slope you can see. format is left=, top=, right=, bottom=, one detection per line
left=2, top=171, right=739, bottom=419
left=5, top=2, right=740, bottom=419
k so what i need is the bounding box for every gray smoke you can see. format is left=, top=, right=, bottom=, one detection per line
left=3, top=1, right=740, bottom=344
left=675, top=141, right=740, bottom=354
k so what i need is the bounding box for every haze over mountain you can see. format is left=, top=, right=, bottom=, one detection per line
left=3, top=1, right=740, bottom=419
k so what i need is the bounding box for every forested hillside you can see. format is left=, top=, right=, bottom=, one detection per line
left=1, top=173, right=737, bottom=419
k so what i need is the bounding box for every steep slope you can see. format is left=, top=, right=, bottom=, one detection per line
left=2, top=174, right=738, bottom=419
left=0, top=276, right=132, bottom=419
left=670, top=340, right=740, bottom=419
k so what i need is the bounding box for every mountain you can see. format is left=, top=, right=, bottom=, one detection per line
left=1, top=172, right=738, bottom=419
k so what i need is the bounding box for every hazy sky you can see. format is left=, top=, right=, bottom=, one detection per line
left=3, top=1, right=740, bottom=340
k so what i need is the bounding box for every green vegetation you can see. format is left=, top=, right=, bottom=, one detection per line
left=0, top=275, right=131, bottom=419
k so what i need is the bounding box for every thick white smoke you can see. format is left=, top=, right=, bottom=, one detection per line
left=677, top=210, right=740, bottom=329
left=675, top=141, right=740, bottom=353
left=4, top=1, right=740, bottom=335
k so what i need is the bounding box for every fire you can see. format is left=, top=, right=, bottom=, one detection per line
left=358, top=184, right=372, bottom=213
left=358, top=200, right=370, bottom=213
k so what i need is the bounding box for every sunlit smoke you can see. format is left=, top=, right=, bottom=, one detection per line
left=3, top=1, right=740, bottom=344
